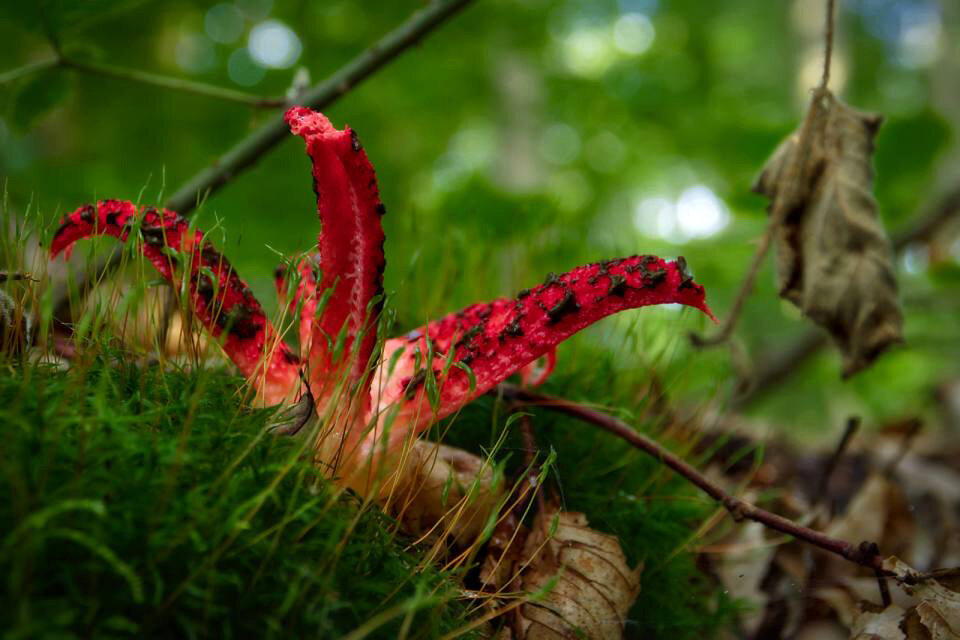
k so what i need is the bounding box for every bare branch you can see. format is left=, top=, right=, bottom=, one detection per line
left=501, top=383, right=888, bottom=573
left=821, top=0, right=836, bottom=90
left=0, top=58, right=58, bottom=84
left=165, top=0, right=475, bottom=214
left=59, top=58, right=286, bottom=108
left=0, top=55, right=283, bottom=107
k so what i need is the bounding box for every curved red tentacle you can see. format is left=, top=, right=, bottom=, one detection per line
left=383, top=301, right=558, bottom=389
left=50, top=200, right=300, bottom=405
left=285, top=108, right=386, bottom=412
left=364, top=255, right=715, bottom=456
left=519, top=349, right=556, bottom=388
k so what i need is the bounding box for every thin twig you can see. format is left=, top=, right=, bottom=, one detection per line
left=689, top=224, right=778, bottom=347
left=821, top=0, right=836, bottom=90
left=0, top=55, right=284, bottom=107
left=690, top=0, right=837, bottom=348
left=0, top=58, right=58, bottom=84
left=815, top=415, right=860, bottom=506
left=59, top=58, right=286, bottom=108
left=691, top=90, right=829, bottom=348
left=0, top=271, right=36, bottom=282
left=500, top=383, right=887, bottom=573
left=165, top=0, right=475, bottom=215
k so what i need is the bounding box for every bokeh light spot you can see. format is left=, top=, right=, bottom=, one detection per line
left=539, top=123, right=581, bottom=165
left=228, top=48, right=265, bottom=86
left=205, top=3, right=245, bottom=44
left=248, top=19, right=302, bottom=69
left=613, top=13, right=655, bottom=55
left=175, top=33, right=217, bottom=74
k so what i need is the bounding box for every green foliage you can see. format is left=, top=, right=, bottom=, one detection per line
left=0, top=349, right=472, bottom=639
left=8, top=70, right=73, bottom=132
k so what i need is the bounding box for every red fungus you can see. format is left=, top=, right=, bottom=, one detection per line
left=285, top=107, right=386, bottom=416
left=51, top=107, right=716, bottom=480
left=50, top=200, right=300, bottom=405
left=363, top=255, right=715, bottom=458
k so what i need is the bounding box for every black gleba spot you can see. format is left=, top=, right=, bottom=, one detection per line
left=546, top=290, right=579, bottom=324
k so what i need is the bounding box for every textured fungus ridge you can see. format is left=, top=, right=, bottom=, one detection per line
left=50, top=200, right=300, bottom=405
left=285, top=107, right=386, bottom=415
left=368, top=255, right=715, bottom=457
left=51, top=107, right=716, bottom=475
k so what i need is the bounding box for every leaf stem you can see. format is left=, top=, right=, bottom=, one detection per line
left=59, top=58, right=286, bottom=108
left=689, top=0, right=838, bottom=349
left=0, top=58, right=58, bottom=84
left=500, top=383, right=888, bottom=573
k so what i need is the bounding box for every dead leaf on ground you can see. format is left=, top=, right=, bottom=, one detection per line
left=850, top=601, right=907, bottom=640
left=379, top=440, right=503, bottom=547
left=846, top=558, right=960, bottom=640
left=827, top=473, right=916, bottom=562
left=754, top=91, right=903, bottom=377
left=498, top=503, right=643, bottom=639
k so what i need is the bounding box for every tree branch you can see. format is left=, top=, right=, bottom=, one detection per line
left=0, top=58, right=58, bottom=84
left=165, top=0, right=475, bottom=214
left=0, top=56, right=284, bottom=107
left=500, top=383, right=886, bottom=572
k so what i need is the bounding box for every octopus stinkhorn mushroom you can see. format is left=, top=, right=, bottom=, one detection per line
left=50, top=107, right=715, bottom=541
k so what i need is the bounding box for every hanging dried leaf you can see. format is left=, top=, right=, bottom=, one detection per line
left=504, top=503, right=642, bottom=639
left=753, top=92, right=903, bottom=377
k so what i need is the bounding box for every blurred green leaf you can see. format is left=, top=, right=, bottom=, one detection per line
left=10, top=69, right=72, bottom=131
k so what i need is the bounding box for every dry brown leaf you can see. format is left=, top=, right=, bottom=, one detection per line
left=845, top=558, right=960, bottom=640
left=379, top=440, right=503, bottom=546
left=850, top=602, right=907, bottom=640
left=505, top=503, right=642, bottom=640
left=827, top=473, right=916, bottom=562
left=753, top=92, right=902, bottom=377
left=886, top=558, right=960, bottom=640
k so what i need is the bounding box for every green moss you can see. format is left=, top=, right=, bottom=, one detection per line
left=0, top=348, right=473, bottom=639
left=0, top=307, right=736, bottom=639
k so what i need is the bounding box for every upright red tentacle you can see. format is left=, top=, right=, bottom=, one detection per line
left=50, top=200, right=300, bottom=405
left=275, top=252, right=321, bottom=355
left=365, top=255, right=715, bottom=456
left=285, top=108, right=386, bottom=412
